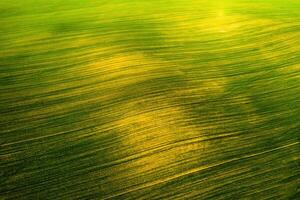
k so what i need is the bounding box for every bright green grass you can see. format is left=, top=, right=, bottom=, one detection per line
left=1, top=0, right=300, bottom=199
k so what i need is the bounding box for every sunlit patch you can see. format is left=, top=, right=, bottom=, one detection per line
left=85, top=52, right=166, bottom=84
left=207, top=12, right=245, bottom=34
left=113, top=100, right=206, bottom=176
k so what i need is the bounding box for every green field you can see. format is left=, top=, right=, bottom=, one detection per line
left=1, top=0, right=300, bottom=199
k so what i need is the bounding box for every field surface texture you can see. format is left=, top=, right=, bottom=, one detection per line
left=1, top=0, right=300, bottom=199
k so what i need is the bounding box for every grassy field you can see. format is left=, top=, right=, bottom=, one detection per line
left=1, top=0, right=300, bottom=199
